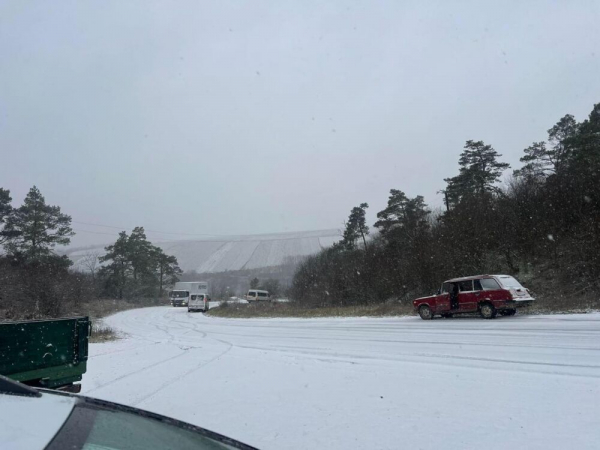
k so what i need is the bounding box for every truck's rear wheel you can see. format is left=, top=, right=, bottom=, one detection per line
left=480, top=303, right=497, bottom=319
left=418, top=305, right=433, bottom=320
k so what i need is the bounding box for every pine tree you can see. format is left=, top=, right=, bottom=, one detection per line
left=547, top=114, right=579, bottom=173
left=3, top=186, right=73, bottom=264
left=127, top=227, right=154, bottom=284
left=514, top=114, right=579, bottom=179
left=375, top=190, right=429, bottom=240
left=153, top=247, right=182, bottom=297
left=374, top=190, right=409, bottom=236
left=341, top=203, right=369, bottom=250
left=99, top=229, right=182, bottom=299
left=0, top=188, right=13, bottom=244
left=513, top=142, right=550, bottom=179
left=99, top=231, right=131, bottom=299
left=570, top=103, right=600, bottom=168
left=444, top=140, right=509, bottom=206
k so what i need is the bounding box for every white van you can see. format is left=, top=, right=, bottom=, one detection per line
left=169, top=281, right=208, bottom=307
left=244, top=290, right=271, bottom=302
left=188, top=293, right=210, bottom=313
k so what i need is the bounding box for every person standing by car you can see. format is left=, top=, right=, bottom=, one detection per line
left=450, top=283, right=459, bottom=310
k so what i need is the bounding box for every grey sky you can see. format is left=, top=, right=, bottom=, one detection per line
left=1, top=0, right=599, bottom=247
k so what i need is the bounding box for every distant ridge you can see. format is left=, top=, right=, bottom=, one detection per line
left=65, top=229, right=342, bottom=273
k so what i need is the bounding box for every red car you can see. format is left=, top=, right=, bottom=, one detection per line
left=413, top=274, right=535, bottom=320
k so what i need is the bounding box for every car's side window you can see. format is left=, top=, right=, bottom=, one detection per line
left=474, top=279, right=483, bottom=290
left=458, top=280, right=473, bottom=291
left=480, top=278, right=501, bottom=290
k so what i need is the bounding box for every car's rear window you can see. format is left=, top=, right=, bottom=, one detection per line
left=480, top=278, right=501, bottom=290
left=497, top=276, right=523, bottom=289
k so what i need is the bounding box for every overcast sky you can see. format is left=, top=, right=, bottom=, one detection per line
left=1, top=0, right=599, bottom=248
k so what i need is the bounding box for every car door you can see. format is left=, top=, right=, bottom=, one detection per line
left=479, top=277, right=505, bottom=306
left=457, top=280, right=478, bottom=311
left=435, top=283, right=452, bottom=312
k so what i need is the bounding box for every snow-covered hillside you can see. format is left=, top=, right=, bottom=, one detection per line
left=66, top=229, right=342, bottom=273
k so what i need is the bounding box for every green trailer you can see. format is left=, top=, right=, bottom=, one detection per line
left=0, top=316, right=90, bottom=392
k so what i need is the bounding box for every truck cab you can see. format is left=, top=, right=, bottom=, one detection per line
left=169, top=290, right=189, bottom=307
left=413, top=274, right=534, bottom=320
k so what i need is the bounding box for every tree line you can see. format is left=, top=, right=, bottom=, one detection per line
left=0, top=186, right=181, bottom=318
left=290, top=102, right=600, bottom=309
left=98, top=227, right=181, bottom=299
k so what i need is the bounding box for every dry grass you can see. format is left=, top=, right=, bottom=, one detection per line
left=71, top=299, right=145, bottom=320
left=89, top=322, right=119, bottom=343
left=526, top=292, right=600, bottom=315
left=208, top=294, right=600, bottom=319
left=74, top=298, right=165, bottom=343
left=207, top=301, right=415, bottom=319
left=1, top=298, right=163, bottom=342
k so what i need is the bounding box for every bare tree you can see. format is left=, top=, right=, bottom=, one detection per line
left=81, top=251, right=101, bottom=280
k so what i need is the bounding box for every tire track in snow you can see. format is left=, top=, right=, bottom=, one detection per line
left=234, top=343, right=600, bottom=379
left=86, top=348, right=189, bottom=394
left=131, top=341, right=234, bottom=407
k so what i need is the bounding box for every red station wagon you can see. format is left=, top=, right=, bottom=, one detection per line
left=413, top=274, right=535, bottom=320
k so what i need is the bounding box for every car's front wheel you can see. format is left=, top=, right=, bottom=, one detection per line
left=418, top=305, right=433, bottom=320
left=480, top=302, right=497, bottom=319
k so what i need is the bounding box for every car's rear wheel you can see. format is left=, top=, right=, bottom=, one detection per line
left=418, top=305, right=433, bottom=320
left=480, top=302, right=497, bottom=319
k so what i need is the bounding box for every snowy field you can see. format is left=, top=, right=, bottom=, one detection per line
left=83, top=307, right=600, bottom=450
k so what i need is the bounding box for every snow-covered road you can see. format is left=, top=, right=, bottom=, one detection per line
left=84, top=307, right=600, bottom=450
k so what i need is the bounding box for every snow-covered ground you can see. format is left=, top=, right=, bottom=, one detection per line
left=84, top=307, right=600, bottom=450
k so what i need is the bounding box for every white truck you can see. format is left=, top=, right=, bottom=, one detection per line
left=169, top=281, right=208, bottom=310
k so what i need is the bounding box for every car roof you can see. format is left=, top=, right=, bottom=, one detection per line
left=444, top=274, right=511, bottom=283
